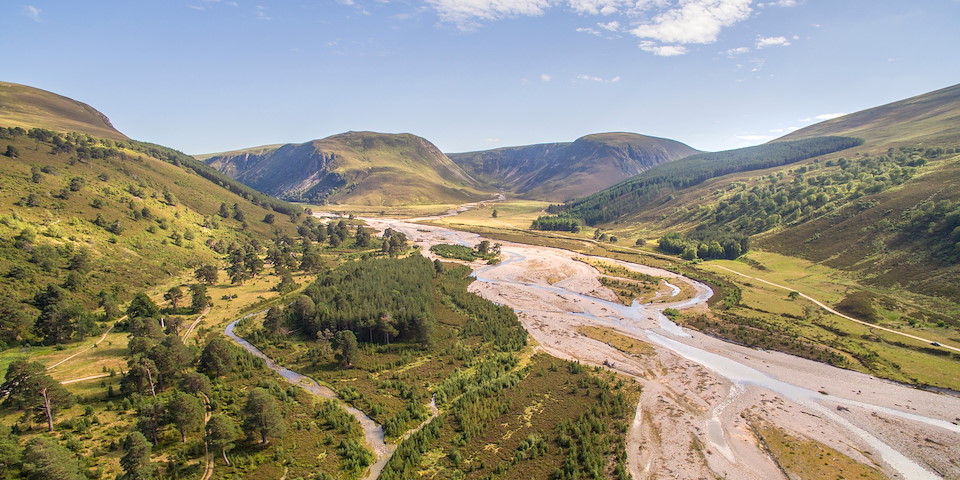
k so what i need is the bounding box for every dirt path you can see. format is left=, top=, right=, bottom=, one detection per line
left=46, top=318, right=120, bottom=371
left=181, top=306, right=212, bottom=342
left=199, top=393, right=214, bottom=480
left=59, top=373, right=111, bottom=385
left=363, top=214, right=960, bottom=480
left=709, top=264, right=960, bottom=354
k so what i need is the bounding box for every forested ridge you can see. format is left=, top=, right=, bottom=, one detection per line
left=650, top=145, right=958, bottom=260
left=554, top=136, right=863, bottom=225
left=0, top=126, right=419, bottom=479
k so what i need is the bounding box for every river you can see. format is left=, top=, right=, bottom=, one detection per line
left=363, top=214, right=959, bottom=480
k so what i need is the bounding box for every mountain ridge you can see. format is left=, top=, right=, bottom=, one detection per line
left=0, top=81, right=127, bottom=141
left=777, top=82, right=960, bottom=148
left=204, top=131, right=488, bottom=206
left=449, top=132, right=699, bottom=201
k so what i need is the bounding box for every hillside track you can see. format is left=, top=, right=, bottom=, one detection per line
left=709, top=264, right=960, bottom=354
left=46, top=318, right=120, bottom=371
left=181, top=306, right=212, bottom=342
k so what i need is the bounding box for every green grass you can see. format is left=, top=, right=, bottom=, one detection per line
left=686, top=255, right=960, bottom=389
left=576, top=326, right=656, bottom=356
left=0, top=82, right=128, bottom=141
left=748, top=417, right=887, bottom=480
left=0, top=130, right=300, bottom=318
left=781, top=82, right=960, bottom=149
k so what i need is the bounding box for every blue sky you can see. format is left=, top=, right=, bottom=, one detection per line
left=3, top=1, right=959, bottom=155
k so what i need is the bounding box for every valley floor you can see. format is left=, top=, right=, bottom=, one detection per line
left=361, top=212, right=960, bottom=480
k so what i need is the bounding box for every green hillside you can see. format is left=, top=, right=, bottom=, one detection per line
left=551, top=84, right=960, bottom=295
left=0, top=125, right=304, bottom=346
left=779, top=83, right=960, bottom=149
left=449, top=132, right=699, bottom=202
left=0, top=82, right=128, bottom=142
left=204, top=131, right=491, bottom=206
left=556, top=136, right=862, bottom=225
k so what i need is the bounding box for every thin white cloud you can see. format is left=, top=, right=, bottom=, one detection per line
left=256, top=5, right=272, bottom=20
left=814, top=112, right=845, bottom=121
left=23, top=5, right=41, bottom=22
left=541, top=73, right=552, bottom=82
left=630, top=0, right=753, bottom=45
left=568, top=0, right=634, bottom=15
left=725, top=46, right=749, bottom=56
left=759, top=0, right=798, bottom=6
left=768, top=126, right=799, bottom=133
left=799, top=112, right=846, bottom=122
left=576, top=74, right=621, bottom=83
left=640, top=41, right=687, bottom=56
left=598, top=20, right=620, bottom=31
left=425, top=0, right=801, bottom=56
left=755, top=35, right=790, bottom=48
left=192, top=0, right=239, bottom=10
left=426, top=0, right=551, bottom=27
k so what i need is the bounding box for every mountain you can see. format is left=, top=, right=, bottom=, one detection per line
left=0, top=82, right=127, bottom=141
left=449, top=132, right=699, bottom=202
left=202, top=132, right=489, bottom=206
left=778, top=83, right=960, bottom=148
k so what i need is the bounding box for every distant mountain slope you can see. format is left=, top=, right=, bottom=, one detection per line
left=0, top=82, right=127, bottom=141
left=204, top=132, right=489, bottom=205
left=558, top=136, right=862, bottom=225
left=779, top=82, right=960, bottom=148
left=449, top=132, right=699, bottom=201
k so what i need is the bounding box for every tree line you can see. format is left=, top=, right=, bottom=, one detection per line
left=658, top=230, right=751, bottom=260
